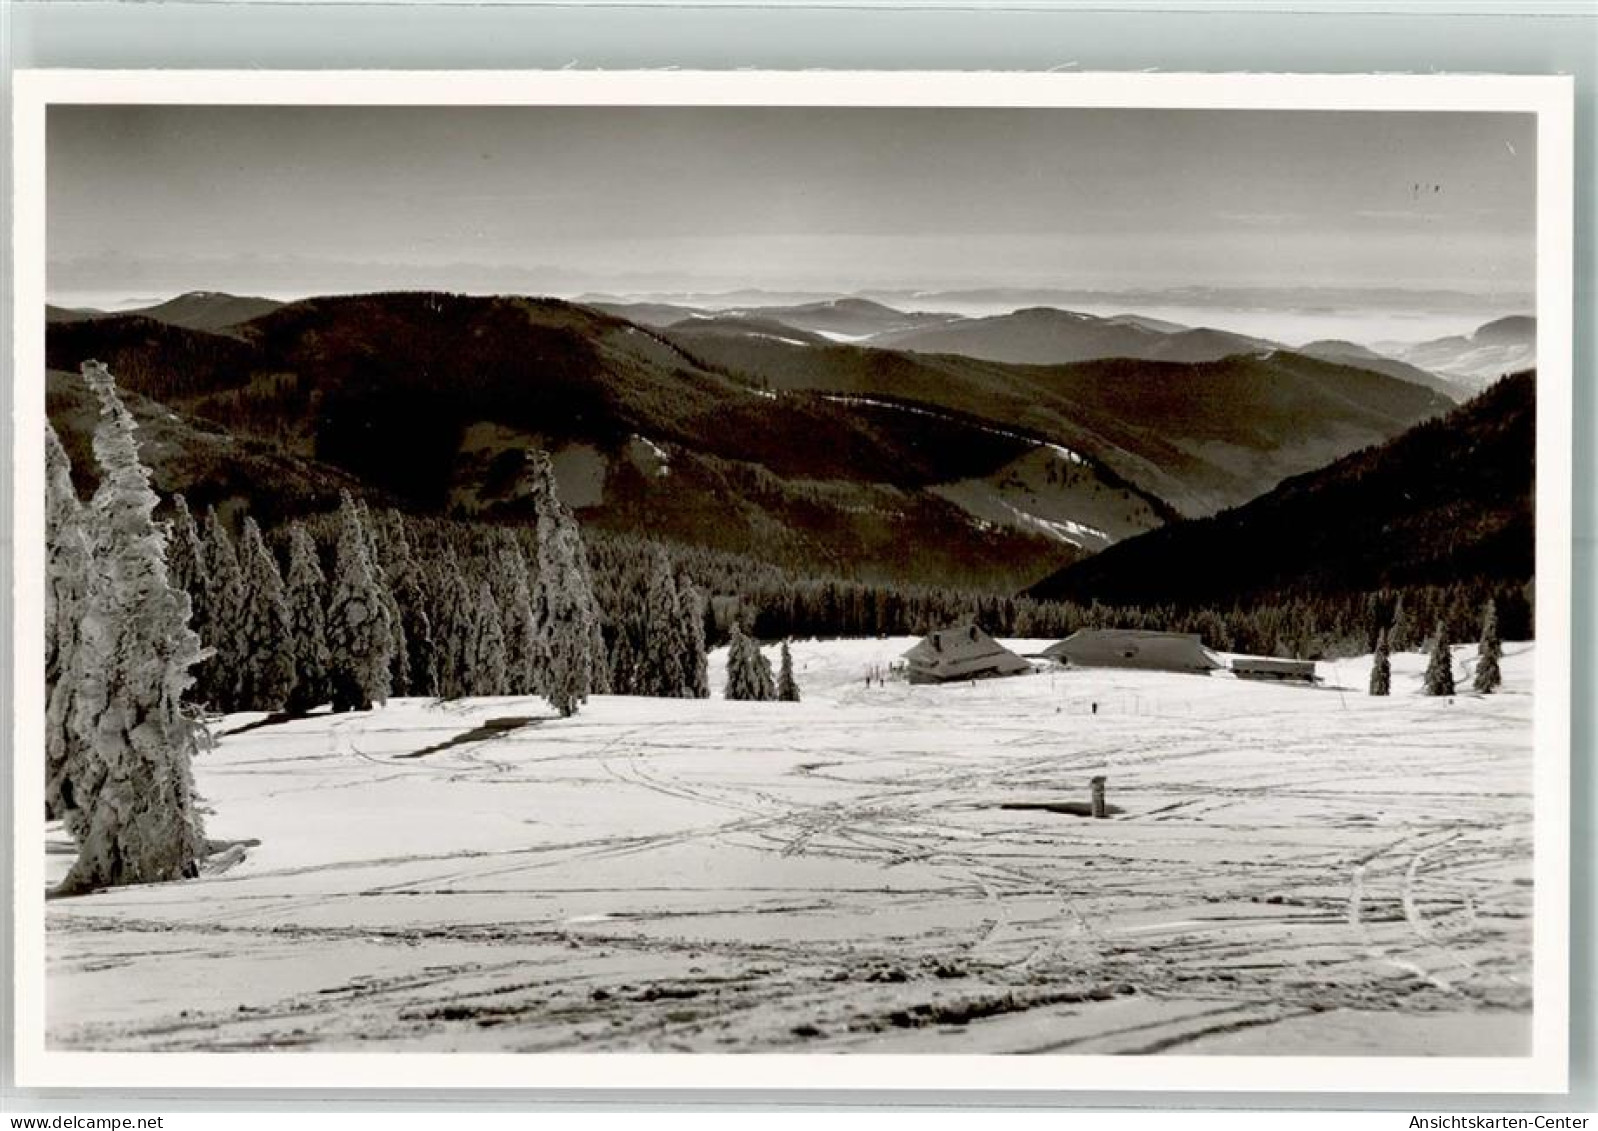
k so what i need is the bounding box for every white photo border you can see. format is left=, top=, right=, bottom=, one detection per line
left=8, top=68, right=1576, bottom=1095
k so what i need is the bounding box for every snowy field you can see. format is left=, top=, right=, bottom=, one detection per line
left=44, top=639, right=1534, bottom=1056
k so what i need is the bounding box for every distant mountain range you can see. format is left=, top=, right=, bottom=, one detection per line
left=592, top=297, right=954, bottom=341
left=45, top=288, right=1512, bottom=594
left=600, top=297, right=1281, bottom=364
left=863, top=306, right=1276, bottom=366
left=664, top=321, right=1453, bottom=517
left=1295, top=339, right=1462, bottom=401
left=585, top=285, right=1529, bottom=320
left=659, top=314, right=831, bottom=347
left=47, top=290, right=285, bottom=336
left=593, top=294, right=1527, bottom=405
left=1380, top=315, right=1535, bottom=392
left=1026, top=370, right=1533, bottom=608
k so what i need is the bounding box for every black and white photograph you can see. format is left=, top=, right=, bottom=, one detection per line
left=9, top=71, right=1574, bottom=1092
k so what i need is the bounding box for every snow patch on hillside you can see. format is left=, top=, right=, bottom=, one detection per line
left=750, top=332, right=812, bottom=347
left=997, top=501, right=1109, bottom=547
left=1043, top=443, right=1087, bottom=466
left=821, top=394, right=1088, bottom=464
left=627, top=434, right=670, bottom=478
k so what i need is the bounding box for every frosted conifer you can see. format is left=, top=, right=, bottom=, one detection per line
left=575, top=541, right=612, bottom=697
left=1368, top=627, right=1391, bottom=697
left=607, top=578, right=649, bottom=696
left=58, top=362, right=206, bottom=893
left=1423, top=622, right=1456, bottom=696
left=433, top=548, right=475, bottom=699
left=468, top=581, right=509, bottom=696
left=1388, top=597, right=1412, bottom=653
left=326, top=493, right=393, bottom=712
left=643, top=548, right=690, bottom=696
left=777, top=640, right=801, bottom=702
left=724, top=623, right=775, bottom=701
left=1474, top=599, right=1503, bottom=693
left=679, top=578, right=710, bottom=699
left=165, top=494, right=206, bottom=629
left=357, top=500, right=410, bottom=696
left=235, top=517, right=295, bottom=710
left=586, top=615, right=612, bottom=696
left=45, top=425, right=90, bottom=820
left=198, top=509, right=247, bottom=712
left=528, top=451, right=605, bottom=716
left=383, top=516, right=438, bottom=698
left=283, top=522, right=332, bottom=714
left=494, top=532, right=539, bottom=694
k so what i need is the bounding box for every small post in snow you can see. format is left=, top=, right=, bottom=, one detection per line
left=1090, top=775, right=1108, bottom=819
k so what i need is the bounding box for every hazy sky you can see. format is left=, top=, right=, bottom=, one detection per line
left=48, top=105, right=1536, bottom=309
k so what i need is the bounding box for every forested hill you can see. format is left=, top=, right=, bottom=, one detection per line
left=1026, top=371, right=1534, bottom=610
left=45, top=293, right=1123, bottom=591
left=665, top=328, right=1454, bottom=517
left=46, top=290, right=285, bottom=335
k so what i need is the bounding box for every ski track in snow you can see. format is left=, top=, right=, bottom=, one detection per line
left=43, top=640, right=1533, bottom=1056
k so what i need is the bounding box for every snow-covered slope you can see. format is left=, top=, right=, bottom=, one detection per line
left=45, top=639, right=1533, bottom=1056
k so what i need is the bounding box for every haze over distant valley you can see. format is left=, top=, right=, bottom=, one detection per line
left=49, top=104, right=1533, bottom=344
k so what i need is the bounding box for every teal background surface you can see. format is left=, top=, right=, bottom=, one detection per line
left=2, top=0, right=1593, bottom=1113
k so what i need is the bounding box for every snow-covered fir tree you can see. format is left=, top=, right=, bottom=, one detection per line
left=357, top=500, right=410, bottom=697
left=643, top=548, right=691, bottom=696
left=45, top=424, right=90, bottom=821
left=165, top=493, right=206, bottom=628
left=379, top=512, right=438, bottom=699
left=1474, top=599, right=1503, bottom=694
left=1423, top=622, right=1456, bottom=696
left=777, top=640, right=801, bottom=702
left=283, top=521, right=331, bottom=715
left=606, top=578, right=649, bottom=695
left=586, top=612, right=613, bottom=696
left=1388, top=596, right=1413, bottom=653
left=574, top=534, right=612, bottom=697
left=325, top=493, right=393, bottom=712
left=198, top=508, right=247, bottom=711
left=235, top=516, right=295, bottom=710
left=468, top=580, right=509, bottom=696
left=679, top=577, right=710, bottom=699
left=1368, top=626, right=1391, bottom=697
left=528, top=451, right=606, bottom=716
left=724, top=622, right=776, bottom=701
left=604, top=548, right=699, bottom=698
left=494, top=532, right=539, bottom=694
left=57, top=362, right=207, bottom=894
left=432, top=546, right=476, bottom=699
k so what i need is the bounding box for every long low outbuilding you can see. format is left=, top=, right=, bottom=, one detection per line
left=1230, top=656, right=1319, bottom=683
left=903, top=624, right=1032, bottom=684
left=1042, top=628, right=1225, bottom=674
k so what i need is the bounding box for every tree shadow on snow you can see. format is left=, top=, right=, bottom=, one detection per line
left=218, top=710, right=307, bottom=737
left=395, top=716, right=546, bottom=759
left=999, top=800, right=1126, bottom=819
